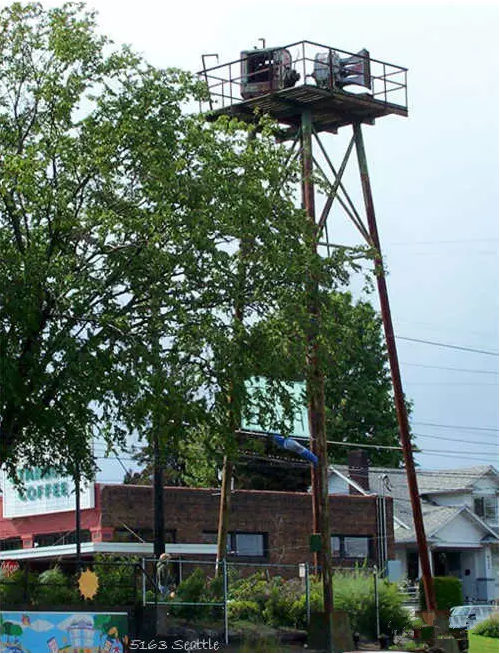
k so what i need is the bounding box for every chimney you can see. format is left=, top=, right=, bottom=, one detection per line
left=348, top=450, right=370, bottom=494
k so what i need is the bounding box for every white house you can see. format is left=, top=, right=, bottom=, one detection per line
left=329, top=460, right=499, bottom=603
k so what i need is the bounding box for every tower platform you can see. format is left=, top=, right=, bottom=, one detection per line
left=198, top=40, right=408, bottom=133
left=205, top=83, right=407, bottom=133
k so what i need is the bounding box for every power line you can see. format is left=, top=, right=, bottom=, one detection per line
left=412, top=421, right=499, bottom=433
left=404, top=382, right=498, bottom=386
left=396, top=336, right=499, bottom=357
left=234, top=431, right=498, bottom=458
left=346, top=465, right=498, bottom=476
left=414, top=433, right=499, bottom=447
left=388, top=238, right=499, bottom=245
left=416, top=447, right=498, bottom=457
left=415, top=452, right=498, bottom=463
left=401, top=361, right=498, bottom=375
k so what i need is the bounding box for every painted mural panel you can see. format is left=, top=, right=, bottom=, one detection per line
left=0, top=611, right=128, bottom=653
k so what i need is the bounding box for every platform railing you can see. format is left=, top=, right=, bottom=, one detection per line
left=198, top=39, right=408, bottom=113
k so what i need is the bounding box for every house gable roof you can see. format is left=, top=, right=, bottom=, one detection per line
left=330, top=464, right=499, bottom=526
left=394, top=504, right=499, bottom=545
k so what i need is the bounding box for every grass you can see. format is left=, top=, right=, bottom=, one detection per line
left=469, top=632, right=499, bottom=653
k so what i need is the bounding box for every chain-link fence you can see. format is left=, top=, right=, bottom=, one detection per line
left=2, top=558, right=391, bottom=647
left=142, top=557, right=314, bottom=646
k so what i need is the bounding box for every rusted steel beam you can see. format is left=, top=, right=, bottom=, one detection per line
left=353, top=121, right=436, bottom=614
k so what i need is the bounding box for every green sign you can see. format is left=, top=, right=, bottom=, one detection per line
left=310, top=533, right=322, bottom=552
left=241, top=377, right=310, bottom=437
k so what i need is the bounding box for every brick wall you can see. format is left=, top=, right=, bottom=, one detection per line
left=100, top=484, right=394, bottom=565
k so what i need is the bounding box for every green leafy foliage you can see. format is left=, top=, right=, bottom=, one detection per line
left=322, top=293, right=409, bottom=467
left=0, top=569, right=37, bottom=606
left=262, top=579, right=305, bottom=627
left=166, top=567, right=223, bottom=620
left=331, top=570, right=410, bottom=638
left=0, top=2, right=316, bottom=482
left=227, top=569, right=410, bottom=638
left=228, top=600, right=262, bottom=622
left=0, top=1, right=203, bottom=477
left=230, top=572, right=275, bottom=608
left=472, top=613, right=499, bottom=639
left=92, top=555, right=139, bottom=606
left=419, top=576, right=463, bottom=612
left=33, top=566, right=78, bottom=605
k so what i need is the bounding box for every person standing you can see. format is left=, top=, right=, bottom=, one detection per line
left=156, top=552, right=176, bottom=596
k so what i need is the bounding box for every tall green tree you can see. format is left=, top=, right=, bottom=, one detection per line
left=322, top=291, right=408, bottom=467
left=180, top=290, right=406, bottom=491
left=127, top=291, right=407, bottom=491
left=244, top=289, right=408, bottom=476
left=0, top=1, right=208, bottom=477
left=0, top=2, right=311, bottom=480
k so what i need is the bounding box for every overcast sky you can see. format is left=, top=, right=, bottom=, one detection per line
left=31, top=0, right=499, bottom=479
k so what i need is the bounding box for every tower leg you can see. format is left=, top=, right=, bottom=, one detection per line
left=302, top=109, right=335, bottom=652
left=353, top=122, right=436, bottom=613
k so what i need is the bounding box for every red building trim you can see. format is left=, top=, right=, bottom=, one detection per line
left=0, top=484, right=103, bottom=547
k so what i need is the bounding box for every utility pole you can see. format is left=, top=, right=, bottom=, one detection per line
left=215, top=263, right=245, bottom=575
left=302, top=109, right=335, bottom=653
left=216, top=456, right=232, bottom=574
left=353, top=122, right=436, bottom=613
left=74, top=461, right=82, bottom=571
left=152, top=320, right=165, bottom=561
left=215, top=132, right=255, bottom=576
left=153, top=427, right=165, bottom=560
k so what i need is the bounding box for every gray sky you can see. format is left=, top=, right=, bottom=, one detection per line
left=37, top=0, right=498, bottom=478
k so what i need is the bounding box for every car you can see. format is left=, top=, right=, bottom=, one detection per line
left=449, top=604, right=496, bottom=630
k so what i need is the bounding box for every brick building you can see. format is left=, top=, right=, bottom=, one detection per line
left=1, top=479, right=394, bottom=567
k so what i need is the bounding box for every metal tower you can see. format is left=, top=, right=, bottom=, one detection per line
left=199, top=40, right=436, bottom=647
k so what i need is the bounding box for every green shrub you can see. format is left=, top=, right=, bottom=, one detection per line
left=207, top=572, right=224, bottom=601
left=230, top=570, right=410, bottom=638
left=169, top=567, right=206, bottom=618
left=168, top=567, right=226, bottom=621
left=332, top=570, right=411, bottom=639
left=262, top=585, right=292, bottom=627
left=472, top=612, right=499, bottom=638
left=93, top=555, right=139, bottom=606
left=0, top=569, right=38, bottom=606
left=33, top=566, right=78, bottom=605
left=419, top=577, right=463, bottom=612
left=230, top=572, right=275, bottom=610
left=290, top=584, right=324, bottom=629
left=228, top=600, right=262, bottom=622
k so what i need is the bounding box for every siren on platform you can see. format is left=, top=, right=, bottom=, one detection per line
left=240, top=47, right=300, bottom=99
left=313, top=49, right=371, bottom=91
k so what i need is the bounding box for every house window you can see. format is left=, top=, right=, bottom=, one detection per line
left=34, top=531, right=91, bottom=547
left=0, top=538, right=22, bottom=551
left=202, top=531, right=267, bottom=558
left=331, top=535, right=371, bottom=560
left=474, top=496, right=498, bottom=522
left=234, top=533, right=265, bottom=556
